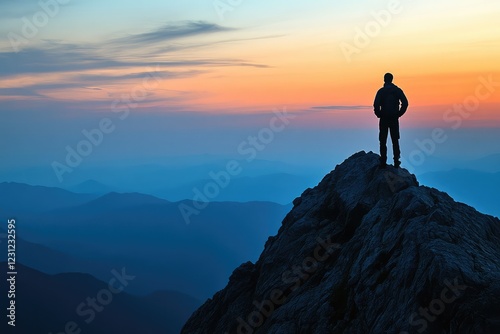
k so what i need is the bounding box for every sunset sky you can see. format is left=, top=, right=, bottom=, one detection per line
left=1, top=0, right=500, bottom=176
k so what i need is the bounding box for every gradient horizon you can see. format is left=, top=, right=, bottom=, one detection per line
left=1, top=0, right=500, bottom=175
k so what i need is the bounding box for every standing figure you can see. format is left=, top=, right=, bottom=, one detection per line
left=374, top=73, right=409, bottom=168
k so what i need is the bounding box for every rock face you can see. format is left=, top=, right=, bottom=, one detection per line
left=182, top=151, right=500, bottom=334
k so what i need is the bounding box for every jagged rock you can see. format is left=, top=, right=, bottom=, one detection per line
left=182, top=151, right=500, bottom=334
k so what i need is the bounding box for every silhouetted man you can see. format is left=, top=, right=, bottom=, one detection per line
left=374, top=73, right=408, bottom=168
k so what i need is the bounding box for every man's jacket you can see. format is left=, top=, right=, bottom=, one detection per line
left=374, top=83, right=408, bottom=119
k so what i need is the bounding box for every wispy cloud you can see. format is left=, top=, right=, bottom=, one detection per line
left=151, top=34, right=286, bottom=57
left=311, top=105, right=372, bottom=111
left=0, top=45, right=250, bottom=75
left=0, top=70, right=204, bottom=97
left=0, top=19, right=273, bottom=109
left=73, top=70, right=205, bottom=84
left=0, top=87, right=44, bottom=98
left=112, top=21, right=234, bottom=46
left=0, top=19, right=270, bottom=76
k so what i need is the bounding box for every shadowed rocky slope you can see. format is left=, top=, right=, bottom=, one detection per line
left=182, top=151, right=500, bottom=334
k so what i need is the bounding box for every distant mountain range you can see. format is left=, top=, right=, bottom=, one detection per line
left=59, top=172, right=316, bottom=204
left=0, top=182, right=291, bottom=299
left=0, top=180, right=292, bottom=332
left=152, top=173, right=312, bottom=204
left=3, top=153, right=500, bottom=207
left=0, top=225, right=110, bottom=276
left=60, top=172, right=312, bottom=204
left=0, top=158, right=326, bottom=201
left=68, top=179, right=116, bottom=194
left=0, top=182, right=96, bottom=212
left=459, top=153, right=500, bottom=173
left=0, top=263, right=200, bottom=334
left=419, top=169, right=500, bottom=218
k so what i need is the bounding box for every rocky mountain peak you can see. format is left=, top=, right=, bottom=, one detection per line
left=182, top=151, right=500, bottom=334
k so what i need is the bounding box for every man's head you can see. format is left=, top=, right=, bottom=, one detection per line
left=384, top=73, right=394, bottom=83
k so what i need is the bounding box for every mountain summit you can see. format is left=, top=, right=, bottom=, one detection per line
left=182, top=151, right=500, bottom=334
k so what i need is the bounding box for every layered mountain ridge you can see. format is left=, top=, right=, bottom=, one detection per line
left=182, top=151, right=500, bottom=334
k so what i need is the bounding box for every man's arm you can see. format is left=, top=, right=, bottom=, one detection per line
left=398, top=89, right=409, bottom=117
left=373, top=90, right=382, bottom=118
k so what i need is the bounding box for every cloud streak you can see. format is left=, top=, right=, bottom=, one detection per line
left=0, top=19, right=273, bottom=106
left=0, top=20, right=270, bottom=77
left=0, top=44, right=267, bottom=75
left=0, top=70, right=205, bottom=101
left=311, top=105, right=372, bottom=111
left=112, top=21, right=234, bottom=46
